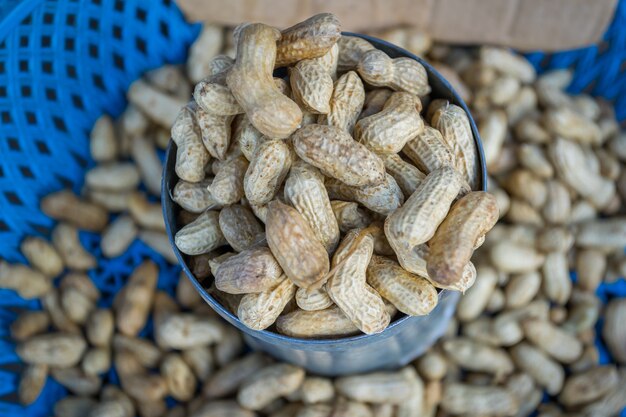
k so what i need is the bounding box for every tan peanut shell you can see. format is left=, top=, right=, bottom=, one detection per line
left=85, top=162, right=141, bottom=192
left=194, top=71, right=243, bottom=117
left=354, top=92, right=424, bottom=154
left=358, top=49, right=430, bottom=97
left=288, top=376, right=335, bottom=404
left=504, top=169, right=547, bottom=209
left=204, top=353, right=270, bottom=398
left=130, top=133, right=162, bottom=196
left=295, top=286, right=334, bottom=311
left=175, top=210, right=226, bottom=255
left=17, top=332, right=87, bottom=367
left=41, top=190, right=109, bottom=232
left=559, top=366, right=618, bottom=407
left=402, top=126, right=454, bottom=174
left=427, top=192, right=498, bottom=287
left=441, top=383, right=519, bottom=416
left=517, top=143, right=554, bottom=178
left=265, top=200, right=330, bottom=290
left=247, top=284, right=304, bottom=325
left=171, top=105, right=210, bottom=183
left=290, top=59, right=333, bottom=114
left=90, top=114, right=118, bottom=162
left=208, top=155, right=249, bottom=206
left=541, top=252, right=571, bottom=305
left=326, top=174, right=404, bottom=216
left=480, top=46, right=536, bottom=83
left=10, top=311, right=50, bottom=342
left=227, top=24, right=302, bottom=139
left=575, top=217, right=626, bottom=249
left=522, top=319, right=582, bottom=363
left=366, top=255, right=437, bottom=316
left=285, top=162, right=340, bottom=253
left=187, top=26, right=227, bottom=83
left=360, top=88, right=394, bottom=120
left=113, top=335, right=162, bottom=368
left=234, top=114, right=264, bottom=161
left=160, top=353, right=196, bottom=401
left=602, top=298, right=626, bottom=364
left=237, top=364, right=305, bottom=410
left=137, top=230, right=178, bottom=264
left=100, top=215, right=137, bottom=258
left=510, top=342, right=564, bottom=395
left=215, top=247, right=284, bottom=294
left=292, top=124, right=386, bottom=187
left=173, top=179, right=220, bottom=213
left=276, top=13, right=341, bottom=67
left=19, top=364, right=48, bottom=405
left=331, top=200, right=371, bottom=233
left=52, top=223, right=97, bottom=271
left=195, top=105, right=234, bottom=161
left=50, top=367, right=101, bottom=396
left=155, top=313, right=223, bottom=350
left=191, top=401, right=255, bottom=417
left=385, top=166, right=463, bottom=255
left=127, top=192, right=165, bottom=232
left=384, top=154, right=425, bottom=197
left=276, top=306, right=361, bottom=338
left=456, top=265, right=498, bottom=321
left=20, top=236, right=64, bottom=278
left=431, top=103, right=480, bottom=190
left=219, top=204, right=265, bottom=251
left=113, top=261, right=157, bottom=337
left=127, top=79, right=187, bottom=128
left=549, top=137, right=615, bottom=209
left=337, top=35, right=375, bottom=72
left=318, top=71, right=365, bottom=133
left=244, top=139, right=292, bottom=205
left=326, top=230, right=390, bottom=335
left=442, top=337, right=514, bottom=378
left=335, top=368, right=416, bottom=404
left=41, top=289, right=80, bottom=334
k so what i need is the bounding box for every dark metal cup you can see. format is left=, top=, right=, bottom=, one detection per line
left=162, top=33, right=487, bottom=376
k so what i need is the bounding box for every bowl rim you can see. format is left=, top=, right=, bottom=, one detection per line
left=162, top=32, right=487, bottom=346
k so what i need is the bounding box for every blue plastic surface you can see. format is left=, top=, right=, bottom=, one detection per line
left=0, top=0, right=623, bottom=415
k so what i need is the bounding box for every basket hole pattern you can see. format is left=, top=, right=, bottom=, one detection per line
left=0, top=0, right=200, bottom=263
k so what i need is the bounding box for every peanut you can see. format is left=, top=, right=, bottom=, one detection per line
left=155, top=313, right=223, bottom=349
left=175, top=210, right=226, bottom=255
left=541, top=252, right=571, bottom=305
left=173, top=179, right=220, bottom=213
left=266, top=200, right=330, bottom=290
left=509, top=342, right=564, bottom=395
left=559, top=366, right=618, bottom=407
left=383, top=154, right=425, bottom=197
left=195, top=104, right=234, bottom=161
left=81, top=347, right=111, bottom=376
left=441, top=383, right=518, bottom=416
left=127, top=79, right=187, bottom=128
left=50, top=367, right=101, bottom=396
left=90, top=114, right=118, bottom=162
left=385, top=166, right=464, bottom=257
left=85, top=162, right=141, bottom=192
left=354, top=92, right=424, bottom=154
left=113, top=261, right=157, bottom=337
left=182, top=346, right=214, bottom=382
left=335, top=367, right=416, bottom=404
left=208, top=155, right=249, bottom=205
left=402, top=125, right=454, bottom=174
left=237, top=364, right=305, bottom=410
left=41, top=190, right=108, bottom=232
left=238, top=277, right=297, bottom=330
left=161, top=353, right=197, bottom=401
left=456, top=264, right=498, bottom=321
left=431, top=103, right=480, bottom=189
left=326, top=230, right=390, bottom=335
left=17, top=332, right=87, bottom=367
left=366, top=255, right=437, bottom=316
left=194, top=71, right=243, bottom=117
left=19, top=364, right=48, bottom=405
left=244, top=139, right=292, bottom=205
left=171, top=104, right=210, bottom=183
left=292, top=124, right=385, bottom=187
left=285, top=162, right=340, bottom=253
left=522, top=319, right=582, bottom=364
left=330, top=200, right=371, bottom=233
left=100, top=214, right=137, bottom=258
left=326, top=173, right=404, bottom=216
left=276, top=306, right=361, bottom=339
left=204, top=353, right=270, bottom=398
left=219, top=204, right=265, bottom=251
left=290, top=58, right=333, bottom=114
left=318, top=71, right=365, bottom=133
left=358, top=49, right=430, bottom=97
left=187, top=24, right=225, bottom=83
left=276, top=13, right=341, bottom=67
left=337, top=35, right=375, bottom=72
left=215, top=247, right=284, bottom=294
left=227, top=23, right=302, bottom=138
left=443, top=337, right=514, bottom=378
left=427, top=192, right=498, bottom=285
left=295, top=287, right=334, bottom=312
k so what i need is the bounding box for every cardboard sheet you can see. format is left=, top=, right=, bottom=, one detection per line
left=177, top=0, right=618, bottom=51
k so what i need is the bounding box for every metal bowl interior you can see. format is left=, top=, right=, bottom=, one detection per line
left=162, top=32, right=487, bottom=349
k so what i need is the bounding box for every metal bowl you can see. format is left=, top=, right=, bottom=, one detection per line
left=162, top=33, right=487, bottom=376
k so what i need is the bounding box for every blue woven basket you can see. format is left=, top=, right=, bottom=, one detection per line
left=0, top=0, right=624, bottom=416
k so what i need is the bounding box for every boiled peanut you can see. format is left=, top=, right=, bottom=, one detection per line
left=266, top=200, right=330, bottom=290
left=0, top=261, right=51, bottom=299
left=522, top=319, right=582, bottom=363
left=208, top=155, right=249, bottom=205
left=113, top=261, right=157, bottom=337
left=17, top=332, right=87, bottom=367
left=175, top=210, right=226, bottom=255
left=358, top=49, right=430, bottom=97
left=215, top=247, right=284, bottom=294
left=227, top=23, right=302, bottom=138
left=318, top=71, right=365, bottom=133
left=204, top=353, right=270, bottom=398
left=402, top=125, right=454, bottom=174
left=171, top=104, right=210, bottom=183
left=244, top=139, right=292, bottom=205
left=237, top=364, right=305, bottom=410
left=238, top=277, right=296, bottom=330
left=292, top=124, right=385, bottom=187
left=325, top=174, right=404, bottom=216
left=335, top=367, right=416, bottom=404
left=219, top=205, right=265, bottom=251
left=276, top=13, right=341, bottom=67
left=41, top=190, right=108, bottom=232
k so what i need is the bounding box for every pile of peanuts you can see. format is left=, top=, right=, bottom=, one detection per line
left=0, top=14, right=625, bottom=417
left=170, top=14, right=498, bottom=336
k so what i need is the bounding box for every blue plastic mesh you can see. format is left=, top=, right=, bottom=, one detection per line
left=0, top=0, right=624, bottom=416
left=526, top=0, right=626, bottom=124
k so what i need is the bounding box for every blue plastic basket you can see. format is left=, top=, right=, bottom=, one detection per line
left=0, top=0, right=624, bottom=416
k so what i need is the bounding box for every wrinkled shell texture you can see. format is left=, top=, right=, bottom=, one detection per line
left=169, top=19, right=493, bottom=339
